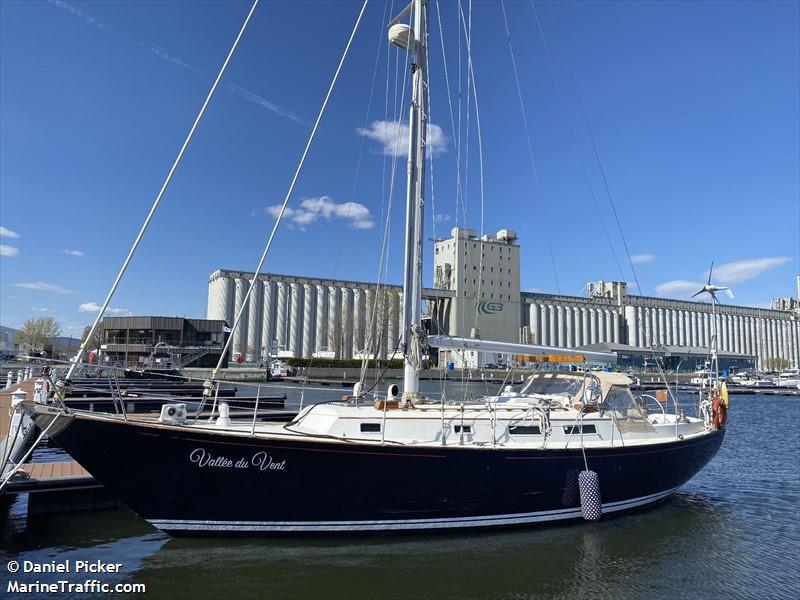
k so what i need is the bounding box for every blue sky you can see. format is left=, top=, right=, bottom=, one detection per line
left=1, top=0, right=798, bottom=335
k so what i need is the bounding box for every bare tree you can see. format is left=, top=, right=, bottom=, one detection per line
left=15, top=317, right=62, bottom=354
left=80, top=324, right=104, bottom=351
left=765, top=357, right=790, bottom=372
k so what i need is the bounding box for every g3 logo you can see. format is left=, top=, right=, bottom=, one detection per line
left=477, top=301, right=503, bottom=315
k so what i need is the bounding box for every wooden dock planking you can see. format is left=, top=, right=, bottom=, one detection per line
left=0, top=376, right=117, bottom=514
left=1, top=378, right=39, bottom=437
left=13, top=461, right=111, bottom=514
left=3, top=377, right=96, bottom=493
left=22, top=461, right=90, bottom=481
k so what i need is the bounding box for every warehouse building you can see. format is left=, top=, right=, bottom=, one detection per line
left=578, top=342, right=756, bottom=373
left=99, top=316, right=229, bottom=369
left=207, top=228, right=799, bottom=369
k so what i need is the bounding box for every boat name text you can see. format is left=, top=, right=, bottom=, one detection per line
left=189, top=448, right=286, bottom=471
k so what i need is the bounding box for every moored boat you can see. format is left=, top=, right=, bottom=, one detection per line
left=23, top=370, right=724, bottom=534
left=775, top=368, right=800, bottom=389
left=8, top=0, right=729, bottom=536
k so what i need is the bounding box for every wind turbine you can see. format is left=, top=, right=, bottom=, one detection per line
left=692, top=262, right=735, bottom=387
left=692, top=262, right=735, bottom=302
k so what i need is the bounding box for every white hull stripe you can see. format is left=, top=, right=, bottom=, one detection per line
left=149, top=487, right=679, bottom=532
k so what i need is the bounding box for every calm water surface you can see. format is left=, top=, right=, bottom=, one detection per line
left=1, top=383, right=798, bottom=599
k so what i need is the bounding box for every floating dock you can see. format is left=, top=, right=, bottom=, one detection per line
left=1, top=377, right=117, bottom=515
left=9, top=462, right=116, bottom=516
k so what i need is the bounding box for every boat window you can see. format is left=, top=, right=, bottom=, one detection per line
left=601, top=387, right=647, bottom=421
left=563, top=424, right=597, bottom=435
left=360, top=423, right=381, bottom=433
left=509, top=425, right=541, bottom=435
left=519, top=373, right=593, bottom=398
left=454, top=425, right=472, bottom=433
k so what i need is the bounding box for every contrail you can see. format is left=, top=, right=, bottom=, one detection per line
left=225, top=83, right=311, bottom=127
left=48, top=0, right=308, bottom=126
left=139, top=41, right=202, bottom=73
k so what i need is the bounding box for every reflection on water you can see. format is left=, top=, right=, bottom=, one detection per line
left=1, top=389, right=798, bottom=599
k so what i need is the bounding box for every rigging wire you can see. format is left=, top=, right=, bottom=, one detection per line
left=330, top=0, right=390, bottom=282
left=425, top=1, right=447, bottom=403
left=212, top=0, right=370, bottom=380
left=458, top=1, right=486, bottom=317
left=66, top=0, right=261, bottom=381
left=433, top=0, right=463, bottom=232
left=522, top=0, right=624, bottom=281
left=499, top=0, right=561, bottom=294
left=457, top=0, right=489, bottom=400
left=456, top=0, right=464, bottom=226
left=359, top=12, right=413, bottom=387
left=455, top=1, right=469, bottom=391
left=529, top=0, right=641, bottom=292
left=361, top=84, right=411, bottom=383
left=461, top=0, right=473, bottom=230
left=380, top=0, right=396, bottom=267
left=301, top=0, right=390, bottom=410
left=575, top=88, right=642, bottom=293
left=427, top=34, right=437, bottom=243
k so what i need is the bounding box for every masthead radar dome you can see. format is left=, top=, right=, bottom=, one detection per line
left=388, top=23, right=414, bottom=51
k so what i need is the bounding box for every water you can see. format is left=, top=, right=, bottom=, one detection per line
left=1, top=384, right=798, bottom=599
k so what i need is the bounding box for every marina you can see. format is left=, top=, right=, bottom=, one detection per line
left=2, top=0, right=742, bottom=541
left=1, top=0, right=798, bottom=598
left=1, top=383, right=798, bottom=598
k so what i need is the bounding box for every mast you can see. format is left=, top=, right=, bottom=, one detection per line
left=390, top=0, right=428, bottom=401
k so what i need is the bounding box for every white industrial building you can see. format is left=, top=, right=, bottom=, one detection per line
left=520, top=281, right=798, bottom=370
left=207, top=228, right=800, bottom=369
left=207, top=272, right=453, bottom=362
left=432, top=227, right=521, bottom=343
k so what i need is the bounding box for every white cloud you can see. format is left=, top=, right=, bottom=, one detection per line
left=0, top=245, right=19, bottom=257
left=64, top=249, right=85, bottom=257
left=0, top=226, right=20, bottom=239
left=654, top=280, right=705, bottom=299
left=79, top=302, right=130, bottom=315
left=31, top=307, right=50, bottom=312
left=266, top=196, right=375, bottom=231
left=707, top=257, right=790, bottom=285
left=14, top=282, right=72, bottom=294
left=434, top=213, right=451, bottom=224
left=630, top=253, right=655, bottom=264
left=525, top=287, right=544, bottom=293
left=356, top=120, right=447, bottom=157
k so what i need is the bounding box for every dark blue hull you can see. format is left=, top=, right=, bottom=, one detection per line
left=31, top=409, right=724, bottom=535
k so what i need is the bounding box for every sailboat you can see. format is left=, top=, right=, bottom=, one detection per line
left=13, top=0, right=725, bottom=535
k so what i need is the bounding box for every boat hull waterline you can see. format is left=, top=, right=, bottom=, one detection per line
left=25, top=404, right=724, bottom=535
